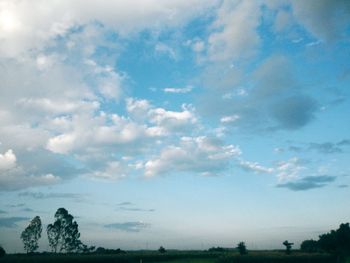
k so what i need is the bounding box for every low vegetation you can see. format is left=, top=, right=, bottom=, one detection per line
left=0, top=251, right=338, bottom=263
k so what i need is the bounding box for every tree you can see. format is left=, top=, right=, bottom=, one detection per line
left=158, top=246, right=166, bottom=253
left=283, top=240, right=293, bottom=255
left=237, top=242, right=247, bottom=255
left=47, top=208, right=84, bottom=253
left=47, top=222, right=60, bottom=253
left=0, top=246, right=5, bottom=257
left=318, top=223, right=350, bottom=255
left=300, top=239, right=319, bottom=252
left=20, top=216, right=42, bottom=253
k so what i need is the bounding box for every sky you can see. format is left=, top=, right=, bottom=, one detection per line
left=0, top=0, right=350, bottom=253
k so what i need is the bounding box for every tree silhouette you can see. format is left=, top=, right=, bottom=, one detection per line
left=47, top=208, right=83, bottom=253
left=300, top=239, right=319, bottom=252
left=0, top=245, right=5, bottom=257
left=20, top=216, right=42, bottom=253
left=237, top=242, right=247, bottom=255
left=283, top=240, right=293, bottom=255
left=158, top=246, right=166, bottom=253
left=318, top=223, right=350, bottom=255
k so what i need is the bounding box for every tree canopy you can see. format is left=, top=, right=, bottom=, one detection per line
left=20, top=216, right=42, bottom=253
left=300, top=223, right=350, bottom=256
left=47, top=208, right=84, bottom=253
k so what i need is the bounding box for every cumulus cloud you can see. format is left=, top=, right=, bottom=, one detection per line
left=90, top=161, right=129, bottom=180
left=46, top=111, right=156, bottom=155
left=0, top=147, right=82, bottom=191
left=0, top=171, right=60, bottom=192
left=126, top=98, right=151, bottom=120
left=148, top=104, right=198, bottom=134
left=207, top=0, right=261, bottom=61
left=277, top=175, right=336, bottom=191
left=0, top=0, right=218, bottom=58
left=0, top=149, right=16, bottom=171
left=145, top=136, right=241, bottom=177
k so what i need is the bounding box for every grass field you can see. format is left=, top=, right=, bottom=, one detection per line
left=0, top=251, right=339, bottom=263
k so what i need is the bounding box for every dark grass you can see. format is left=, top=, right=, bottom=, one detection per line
left=217, top=251, right=337, bottom=263
left=0, top=251, right=339, bottom=263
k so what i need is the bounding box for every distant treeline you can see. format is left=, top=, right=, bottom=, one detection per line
left=1, top=207, right=349, bottom=260
left=300, top=223, right=350, bottom=256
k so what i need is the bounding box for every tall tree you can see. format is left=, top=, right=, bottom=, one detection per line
left=47, top=222, right=60, bottom=253
left=47, top=208, right=83, bottom=253
left=20, top=216, right=42, bottom=253
left=283, top=240, right=294, bottom=255
left=0, top=245, right=5, bottom=257
left=237, top=241, right=247, bottom=255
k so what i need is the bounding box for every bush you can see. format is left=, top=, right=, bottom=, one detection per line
left=208, top=247, right=226, bottom=252
left=0, top=245, right=5, bottom=257
left=301, top=239, right=320, bottom=253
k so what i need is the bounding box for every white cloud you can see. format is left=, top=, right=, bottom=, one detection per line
left=238, top=159, right=274, bottom=174
left=47, top=133, right=76, bottom=154
left=276, top=157, right=306, bottom=182
left=207, top=0, right=261, bottom=61
left=46, top=112, right=159, bottom=155
left=145, top=136, right=240, bottom=177
left=220, top=115, right=240, bottom=123
left=16, top=98, right=100, bottom=115
left=149, top=104, right=197, bottom=134
left=0, top=0, right=218, bottom=58
left=0, top=169, right=60, bottom=191
left=91, top=161, right=128, bottom=180
left=0, top=148, right=62, bottom=191
left=0, top=149, right=16, bottom=171
left=126, top=98, right=151, bottom=120
left=163, top=86, right=193, bottom=94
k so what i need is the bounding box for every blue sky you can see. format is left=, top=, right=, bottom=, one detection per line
left=0, top=0, right=350, bottom=253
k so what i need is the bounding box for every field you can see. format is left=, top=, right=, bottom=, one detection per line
left=0, top=251, right=339, bottom=263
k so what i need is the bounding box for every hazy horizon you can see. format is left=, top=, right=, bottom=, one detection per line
left=0, top=0, right=349, bottom=253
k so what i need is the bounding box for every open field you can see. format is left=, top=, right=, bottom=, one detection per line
left=0, top=251, right=338, bottom=263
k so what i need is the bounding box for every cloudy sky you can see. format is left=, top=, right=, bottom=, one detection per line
left=0, top=0, right=350, bottom=253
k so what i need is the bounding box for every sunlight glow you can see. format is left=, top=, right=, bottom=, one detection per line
left=0, top=10, right=20, bottom=32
